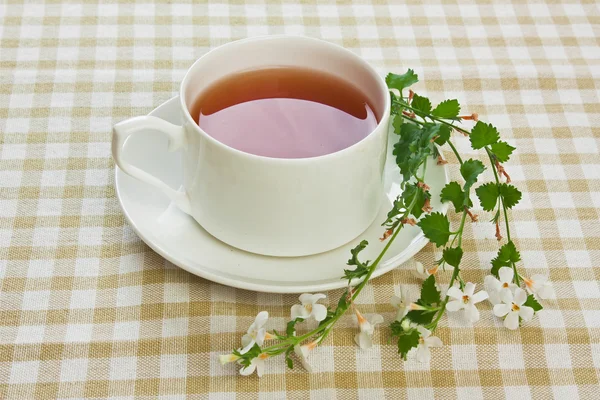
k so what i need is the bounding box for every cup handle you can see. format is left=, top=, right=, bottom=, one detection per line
left=112, top=116, right=191, bottom=214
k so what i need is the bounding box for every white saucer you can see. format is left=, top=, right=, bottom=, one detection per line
left=115, top=97, right=449, bottom=293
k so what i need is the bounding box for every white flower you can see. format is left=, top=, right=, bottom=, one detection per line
left=219, top=353, right=240, bottom=365
left=415, top=326, right=442, bottom=363
left=239, top=353, right=269, bottom=377
left=484, top=267, right=517, bottom=305
left=240, top=311, right=273, bottom=354
left=291, top=293, right=328, bottom=322
left=391, top=293, right=409, bottom=321
left=523, top=274, right=553, bottom=299
left=294, top=340, right=319, bottom=372
left=354, top=308, right=384, bottom=349
left=412, top=261, right=439, bottom=279
left=445, top=282, right=489, bottom=323
left=493, top=287, right=534, bottom=330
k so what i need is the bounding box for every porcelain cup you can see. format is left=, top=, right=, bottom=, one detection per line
left=112, top=35, right=391, bottom=257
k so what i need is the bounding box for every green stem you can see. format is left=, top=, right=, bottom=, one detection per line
left=395, top=101, right=471, bottom=136
left=485, top=147, right=520, bottom=286
left=426, top=209, right=467, bottom=330
left=446, top=141, right=463, bottom=165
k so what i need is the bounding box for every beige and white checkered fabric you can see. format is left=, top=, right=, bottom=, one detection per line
left=1, top=1, right=599, bottom=398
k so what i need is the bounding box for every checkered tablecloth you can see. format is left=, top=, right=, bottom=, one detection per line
left=1, top=1, right=599, bottom=398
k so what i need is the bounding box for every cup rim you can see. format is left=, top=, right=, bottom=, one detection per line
left=179, top=35, right=391, bottom=163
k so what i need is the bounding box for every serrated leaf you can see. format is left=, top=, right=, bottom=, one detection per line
left=392, top=114, right=405, bottom=134
left=498, top=184, right=522, bottom=209
left=286, top=319, right=300, bottom=337
left=401, top=182, right=429, bottom=219
left=386, top=69, right=419, bottom=94
left=475, top=183, right=499, bottom=212
left=434, top=124, right=452, bottom=146
left=460, top=159, right=486, bottom=192
left=440, top=181, right=471, bottom=213
left=470, top=121, right=500, bottom=149
left=432, top=99, right=460, bottom=119
left=397, top=329, right=420, bottom=360
left=406, top=308, right=435, bottom=325
left=420, top=275, right=441, bottom=305
left=418, top=212, right=451, bottom=247
left=490, top=241, right=521, bottom=277
left=524, top=294, right=543, bottom=312
left=411, top=93, right=432, bottom=117
left=490, top=141, right=515, bottom=162
left=443, top=247, right=463, bottom=268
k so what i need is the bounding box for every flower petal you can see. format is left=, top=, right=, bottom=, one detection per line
left=465, top=304, right=480, bottom=323
left=355, top=331, right=373, bottom=349
left=416, top=325, right=431, bottom=339
left=255, top=358, right=265, bottom=378
left=239, top=362, right=256, bottom=376
left=294, top=345, right=312, bottom=372
left=446, top=300, right=464, bottom=312
left=494, top=304, right=511, bottom=317
left=513, top=288, right=527, bottom=306
left=471, top=290, right=489, bottom=304
left=488, top=291, right=501, bottom=306
left=396, top=308, right=408, bottom=321
left=484, top=275, right=501, bottom=292
left=464, top=282, right=476, bottom=297
left=519, top=305, right=534, bottom=322
left=254, top=311, right=269, bottom=328
left=425, top=336, right=442, bottom=347
left=368, top=314, right=384, bottom=326
left=291, top=304, right=309, bottom=320
left=498, top=267, right=514, bottom=284
left=412, top=262, right=429, bottom=279
left=391, top=295, right=404, bottom=309
left=446, top=286, right=464, bottom=300
left=500, top=288, right=513, bottom=305
left=240, top=335, right=254, bottom=354
left=311, top=304, right=328, bottom=322
left=416, top=344, right=431, bottom=363
left=255, top=328, right=266, bottom=347
left=504, top=311, right=520, bottom=330
left=299, top=293, right=326, bottom=305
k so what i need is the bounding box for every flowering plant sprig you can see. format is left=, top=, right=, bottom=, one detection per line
left=220, top=69, right=552, bottom=375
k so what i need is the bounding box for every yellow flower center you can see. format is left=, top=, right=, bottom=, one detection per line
left=511, top=303, right=520, bottom=312
left=462, top=295, right=470, bottom=304
left=502, top=282, right=509, bottom=288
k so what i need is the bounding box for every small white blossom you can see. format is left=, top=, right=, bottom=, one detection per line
left=412, top=261, right=439, bottom=279
left=446, top=282, right=489, bottom=323
left=523, top=274, right=553, bottom=299
left=291, top=293, right=328, bottom=322
left=239, top=353, right=269, bottom=377
left=493, top=287, right=534, bottom=330
left=484, top=267, right=517, bottom=305
left=294, top=340, right=319, bottom=372
left=391, top=292, right=409, bottom=321
left=354, top=308, right=384, bottom=349
left=415, top=326, right=442, bottom=363
left=240, top=311, right=273, bottom=354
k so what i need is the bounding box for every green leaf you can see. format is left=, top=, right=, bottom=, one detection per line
left=336, top=289, right=350, bottom=313
left=460, top=159, right=486, bottom=192
left=440, top=181, right=471, bottom=213
left=490, top=241, right=521, bottom=277
left=286, top=319, right=301, bottom=337
left=490, top=141, right=515, bottom=162
left=418, top=212, right=451, bottom=247
left=434, top=124, right=451, bottom=146
left=498, top=184, right=522, bottom=209
left=475, top=183, right=499, bottom=212
left=470, top=121, right=500, bottom=149
left=406, top=307, right=435, bottom=325
left=524, top=294, right=543, bottom=312
left=386, top=69, right=419, bottom=94
left=343, top=241, right=370, bottom=283
left=396, top=329, right=420, bottom=360
left=443, top=247, right=463, bottom=268
left=286, top=355, right=294, bottom=369
left=432, top=99, right=460, bottom=119
left=411, top=93, right=432, bottom=117
left=392, top=114, right=405, bottom=134
left=420, top=275, right=441, bottom=305
left=393, top=123, right=432, bottom=182
left=401, top=183, right=429, bottom=219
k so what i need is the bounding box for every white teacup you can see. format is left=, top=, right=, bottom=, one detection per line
left=112, top=36, right=390, bottom=257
